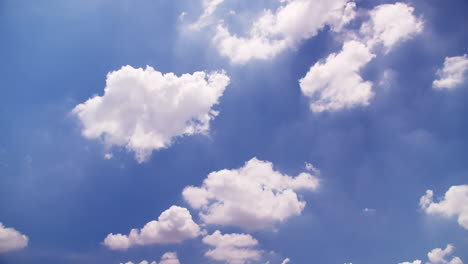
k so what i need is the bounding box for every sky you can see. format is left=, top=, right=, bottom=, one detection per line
left=0, top=0, right=467, bottom=264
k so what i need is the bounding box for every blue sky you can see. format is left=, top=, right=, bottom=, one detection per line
left=0, top=0, right=467, bottom=264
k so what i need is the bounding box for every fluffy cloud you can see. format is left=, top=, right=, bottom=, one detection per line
left=300, top=2, right=423, bottom=112
left=400, top=244, right=463, bottom=264
left=183, top=157, right=319, bottom=230
left=427, top=244, right=463, bottom=264
left=203, top=231, right=262, bottom=264
left=419, top=185, right=468, bottom=230
left=160, top=252, right=181, bottom=264
left=359, top=3, right=423, bottom=51
left=433, top=54, right=468, bottom=89
left=73, top=66, right=230, bottom=162
left=299, top=40, right=375, bottom=112
left=0, top=222, right=29, bottom=253
left=213, top=0, right=356, bottom=64
left=103, top=206, right=201, bottom=250
left=281, top=258, right=291, bottom=264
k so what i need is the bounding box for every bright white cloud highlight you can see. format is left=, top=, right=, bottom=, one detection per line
left=300, top=2, right=423, bottom=112
left=183, top=157, right=319, bottom=230
left=399, top=261, right=422, bottom=264
left=213, top=0, right=356, bottom=64
left=189, top=0, right=225, bottom=30
left=419, top=185, right=468, bottom=230
left=159, top=252, right=181, bottom=264
left=300, top=40, right=375, bottom=112
left=427, top=244, right=463, bottom=264
left=282, top=258, right=291, bottom=264
left=0, top=223, right=29, bottom=253
left=203, top=231, right=262, bottom=264
left=103, top=206, right=200, bottom=250
left=433, top=54, right=468, bottom=89
left=360, top=2, right=423, bottom=51
left=73, top=66, right=230, bottom=162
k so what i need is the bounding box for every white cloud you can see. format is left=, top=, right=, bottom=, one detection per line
left=0, top=223, right=28, bottom=253
left=189, top=0, right=225, bottom=30
left=400, top=244, right=463, bottom=264
left=300, top=40, right=375, bottom=112
left=120, top=261, right=157, bottom=264
left=104, top=153, right=113, bottom=160
left=183, top=157, right=319, bottom=230
left=203, top=231, right=262, bottom=264
left=419, top=185, right=468, bottom=230
left=103, top=206, right=201, bottom=250
left=427, top=244, right=463, bottom=264
left=160, top=252, right=181, bottom=264
left=359, top=2, right=423, bottom=52
left=213, top=0, right=356, bottom=64
left=281, top=258, right=291, bottom=264
left=399, top=261, right=422, bottom=264
left=73, top=66, right=229, bottom=162
left=300, top=2, right=423, bottom=112
left=433, top=54, right=468, bottom=89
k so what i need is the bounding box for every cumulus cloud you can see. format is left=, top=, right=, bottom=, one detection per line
left=183, top=157, right=319, bottom=230
left=203, top=231, right=262, bottom=264
left=103, top=206, right=200, bottom=250
left=159, top=252, right=181, bottom=264
left=433, top=54, right=468, bottom=89
left=0, top=222, right=29, bottom=253
left=300, top=2, right=423, bottom=112
left=419, top=185, right=468, bottom=230
left=73, top=66, right=230, bottom=162
left=300, top=40, right=375, bottom=112
left=427, top=244, right=463, bottom=264
left=213, top=0, right=356, bottom=64
left=359, top=2, right=423, bottom=52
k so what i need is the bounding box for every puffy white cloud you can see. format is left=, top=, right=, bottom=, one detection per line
left=0, top=222, right=29, bottom=253
left=300, top=2, right=423, bottom=112
left=189, top=0, right=225, bottom=30
left=300, top=40, right=375, bottom=112
left=400, top=244, right=463, bottom=264
left=103, top=206, right=201, bottom=250
left=359, top=2, right=423, bottom=52
left=281, top=258, right=291, bottom=264
left=160, top=252, right=181, bottom=264
left=399, top=261, right=421, bottom=264
left=213, top=0, right=356, bottom=64
left=183, top=157, right=319, bottom=230
left=73, top=65, right=230, bottom=163
left=433, top=54, right=468, bottom=89
left=202, top=231, right=262, bottom=264
left=427, top=244, right=463, bottom=264
left=419, top=185, right=468, bottom=230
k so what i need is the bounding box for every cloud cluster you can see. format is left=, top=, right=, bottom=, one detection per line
left=183, top=157, right=319, bottom=230
left=73, top=66, right=230, bottom=162
left=400, top=244, right=463, bottom=264
left=121, top=252, right=181, bottom=264
left=0, top=223, right=29, bottom=253
left=103, top=206, right=201, bottom=250
left=419, top=185, right=468, bottom=230
left=202, top=230, right=262, bottom=264
left=433, top=54, right=468, bottom=89
left=300, top=2, right=423, bottom=112
left=213, top=0, right=356, bottom=63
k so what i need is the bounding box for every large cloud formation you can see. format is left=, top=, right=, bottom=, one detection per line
left=300, top=2, right=423, bottom=112
left=73, top=66, right=230, bottom=162
left=103, top=206, right=201, bottom=250
left=0, top=222, right=29, bottom=253
left=183, top=157, right=319, bottom=230
left=419, top=185, right=468, bottom=230
left=213, top=0, right=357, bottom=64
left=433, top=54, right=468, bottom=89
left=202, top=230, right=262, bottom=264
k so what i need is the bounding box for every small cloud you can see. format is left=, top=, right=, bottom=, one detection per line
left=179, top=12, right=187, bottom=21
left=363, top=208, right=376, bottom=215
left=104, top=153, right=113, bottom=160
left=305, top=162, right=320, bottom=175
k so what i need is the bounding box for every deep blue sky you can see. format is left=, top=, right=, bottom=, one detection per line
left=0, top=0, right=467, bottom=263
